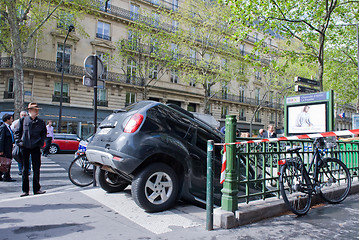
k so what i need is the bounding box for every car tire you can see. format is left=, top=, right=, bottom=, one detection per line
left=49, top=144, right=59, bottom=154
left=132, top=163, right=179, bottom=212
left=96, top=168, right=129, bottom=193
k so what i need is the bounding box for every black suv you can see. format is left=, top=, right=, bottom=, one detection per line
left=86, top=101, right=255, bottom=212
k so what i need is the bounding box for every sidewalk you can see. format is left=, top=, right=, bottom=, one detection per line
left=214, top=181, right=359, bottom=229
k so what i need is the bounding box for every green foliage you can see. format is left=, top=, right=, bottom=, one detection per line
left=115, top=0, right=251, bottom=106
left=226, top=0, right=359, bottom=92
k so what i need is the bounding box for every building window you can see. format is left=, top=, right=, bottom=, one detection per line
left=221, top=58, right=227, bottom=70
left=222, top=83, right=228, bottom=99
left=125, top=92, right=136, bottom=106
left=172, top=20, right=178, bottom=32
left=149, top=64, right=158, bottom=79
left=255, top=69, right=261, bottom=80
left=97, top=21, right=111, bottom=41
left=255, top=89, right=260, bottom=105
left=152, top=12, right=159, bottom=27
left=270, top=112, right=275, bottom=122
left=240, top=44, right=245, bottom=56
left=130, top=4, right=139, bottom=20
left=170, top=69, right=179, bottom=83
left=127, top=59, right=137, bottom=83
left=4, top=78, right=14, bottom=99
left=96, top=51, right=109, bottom=79
left=53, top=82, right=70, bottom=102
left=239, top=64, right=245, bottom=74
left=239, top=85, right=245, bottom=102
left=221, top=105, right=229, bottom=119
left=97, top=89, right=108, bottom=107
left=189, top=78, right=196, bottom=87
left=190, top=48, right=196, bottom=63
left=254, top=33, right=259, bottom=42
left=187, top=103, right=196, bottom=112
left=171, top=43, right=178, bottom=59
left=56, top=43, right=71, bottom=73
left=239, top=108, right=246, bottom=121
left=255, top=110, right=261, bottom=122
left=128, top=30, right=139, bottom=50
left=150, top=38, right=158, bottom=53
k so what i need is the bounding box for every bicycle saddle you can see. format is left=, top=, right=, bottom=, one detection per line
left=286, top=146, right=302, bottom=153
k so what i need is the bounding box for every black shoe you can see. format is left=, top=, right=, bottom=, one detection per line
left=3, top=178, right=16, bottom=182
left=34, top=190, right=46, bottom=195
left=18, top=171, right=22, bottom=175
left=20, top=192, right=29, bottom=197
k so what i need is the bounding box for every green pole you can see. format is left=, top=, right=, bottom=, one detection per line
left=221, top=115, right=238, bottom=212
left=206, top=140, right=214, bottom=231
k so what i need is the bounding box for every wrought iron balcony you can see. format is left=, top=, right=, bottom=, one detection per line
left=52, top=95, right=70, bottom=103
left=255, top=118, right=262, bottom=123
left=3, top=91, right=14, bottom=99
left=238, top=116, right=246, bottom=121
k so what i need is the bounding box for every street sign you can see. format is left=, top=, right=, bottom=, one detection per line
left=83, top=75, right=105, bottom=89
left=83, top=75, right=94, bottom=87
left=294, top=76, right=320, bottom=86
left=84, top=55, right=104, bottom=78
left=294, top=85, right=319, bottom=93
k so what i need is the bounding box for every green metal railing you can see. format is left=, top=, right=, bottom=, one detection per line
left=218, top=116, right=359, bottom=212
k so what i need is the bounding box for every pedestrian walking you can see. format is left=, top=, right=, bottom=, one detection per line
left=258, top=128, right=265, bottom=138
left=15, top=103, right=47, bottom=197
left=11, top=110, right=31, bottom=175
left=42, top=120, right=54, bottom=157
left=0, top=113, right=15, bottom=182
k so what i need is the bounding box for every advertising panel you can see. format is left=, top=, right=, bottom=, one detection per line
left=287, top=103, right=327, bottom=135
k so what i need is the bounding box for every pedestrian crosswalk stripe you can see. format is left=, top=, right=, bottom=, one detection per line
left=82, top=188, right=201, bottom=234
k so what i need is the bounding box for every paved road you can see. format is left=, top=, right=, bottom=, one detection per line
left=1, top=154, right=359, bottom=239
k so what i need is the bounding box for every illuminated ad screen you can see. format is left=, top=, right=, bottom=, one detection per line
left=287, top=103, right=327, bottom=135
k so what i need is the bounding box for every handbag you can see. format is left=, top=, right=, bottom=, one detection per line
left=0, top=156, right=11, bottom=173
left=12, top=144, right=22, bottom=163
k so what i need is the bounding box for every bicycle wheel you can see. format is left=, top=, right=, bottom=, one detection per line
left=318, top=158, right=351, bottom=203
left=279, top=161, right=312, bottom=215
left=68, top=155, right=94, bottom=187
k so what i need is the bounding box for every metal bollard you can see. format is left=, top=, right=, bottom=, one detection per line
left=206, top=140, right=214, bottom=230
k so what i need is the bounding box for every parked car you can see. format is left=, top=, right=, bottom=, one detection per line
left=46, top=133, right=81, bottom=154
left=86, top=101, right=259, bottom=212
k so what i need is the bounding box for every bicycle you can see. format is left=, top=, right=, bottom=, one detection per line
left=278, top=137, right=351, bottom=215
left=68, top=139, right=94, bottom=187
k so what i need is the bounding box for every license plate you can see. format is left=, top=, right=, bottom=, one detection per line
left=98, top=128, right=111, bottom=135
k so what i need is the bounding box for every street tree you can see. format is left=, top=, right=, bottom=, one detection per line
left=225, top=0, right=359, bottom=92
left=116, top=0, right=251, bottom=113
left=324, top=25, right=358, bottom=105
left=0, top=0, right=93, bottom=118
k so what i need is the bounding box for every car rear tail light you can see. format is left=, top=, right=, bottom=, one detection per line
left=113, top=156, right=123, bottom=161
left=124, top=113, right=144, bottom=133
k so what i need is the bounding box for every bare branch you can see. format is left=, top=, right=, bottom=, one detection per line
left=23, top=0, right=64, bottom=51
left=21, top=0, right=33, bottom=21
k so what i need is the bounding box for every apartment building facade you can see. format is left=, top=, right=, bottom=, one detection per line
left=0, top=0, right=284, bottom=138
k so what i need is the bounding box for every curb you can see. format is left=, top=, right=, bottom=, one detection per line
left=214, top=181, right=359, bottom=229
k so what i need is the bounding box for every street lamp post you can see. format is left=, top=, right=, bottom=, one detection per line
left=58, top=24, right=75, bottom=133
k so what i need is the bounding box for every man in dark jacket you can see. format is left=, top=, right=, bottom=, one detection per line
left=0, top=113, right=15, bottom=182
left=15, top=103, right=47, bottom=197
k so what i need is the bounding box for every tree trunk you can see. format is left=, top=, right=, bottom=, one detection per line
left=318, top=30, right=325, bottom=91
left=7, top=1, right=25, bottom=119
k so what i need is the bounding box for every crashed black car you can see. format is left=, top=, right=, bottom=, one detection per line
left=86, top=101, right=258, bottom=212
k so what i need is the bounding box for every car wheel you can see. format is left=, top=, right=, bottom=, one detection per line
left=49, top=144, right=59, bottom=154
left=96, top=168, right=129, bottom=193
left=132, top=163, right=179, bottom=212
